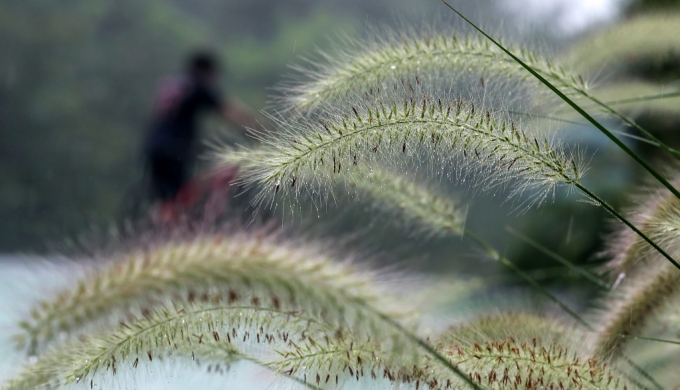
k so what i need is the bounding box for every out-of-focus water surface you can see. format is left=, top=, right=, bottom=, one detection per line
left=0, top=256, right=302, bottom=389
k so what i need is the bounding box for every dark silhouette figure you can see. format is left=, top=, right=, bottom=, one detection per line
left=143, top=52, right=258, bottom=221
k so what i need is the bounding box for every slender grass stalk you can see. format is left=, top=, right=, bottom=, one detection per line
left=579, top=183, right=680, bottom=272
left=347, top=296, right=482, bottom=390
left=606, top=91, right=680, bottom=106
left=544, top=85, right=680, bottom=156
left=438, top=0, right=680, bottom=273
left=438, top=0, right=680, bottom=199
left=619, top=334, right=680, bottom=347
left=508, top=109, right=664, bottom=147
left=463, top=230, right=592, bottom=329
left=585, top=95, right=680, bottom=159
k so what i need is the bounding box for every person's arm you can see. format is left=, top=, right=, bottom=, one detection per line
left=222, top=97, right=265, bottom=133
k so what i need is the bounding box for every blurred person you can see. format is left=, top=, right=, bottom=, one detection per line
left=143, top=51, right=259, bottom=222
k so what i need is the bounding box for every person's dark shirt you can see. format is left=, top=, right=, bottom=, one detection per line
left=145, top=77, right=222, bottom=162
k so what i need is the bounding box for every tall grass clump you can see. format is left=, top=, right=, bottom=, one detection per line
left=7, top=2, right=680, bottom=389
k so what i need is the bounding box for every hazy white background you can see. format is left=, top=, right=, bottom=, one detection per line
left=504, top=0, right=622, bottom=33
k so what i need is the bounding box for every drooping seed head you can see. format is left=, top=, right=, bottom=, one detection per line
left=17, top=227, right=415, bottom=355
left=228, top=88, right=585, bottom=211
left=277, top=27, right=587, bottom=111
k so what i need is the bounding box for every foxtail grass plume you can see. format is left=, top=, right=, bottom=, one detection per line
left=17, top=229, right=414, bottom=355
left=400, top=313, right=632, bottom=390
left=437, top=313, right=575, bottom=346
left=4, top=303, right=336, bottom=390
left=432, top=313, right=633, bottom=389
left=230, top=89, right=585, bottom=209
left=341, top=165, right=466, bottom=238
left=277, top=28, right=587, bottom=111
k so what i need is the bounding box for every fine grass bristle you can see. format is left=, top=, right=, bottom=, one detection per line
left=18, top=229, right=414, bottom=355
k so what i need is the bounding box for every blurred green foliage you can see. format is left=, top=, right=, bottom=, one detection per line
left=0, top=0, right=432, bottom=251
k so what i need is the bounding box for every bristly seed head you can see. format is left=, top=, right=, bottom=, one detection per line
left=229, top=89, right=585, bottom=209
left=275, top=27, right=587, bottom=111
left=18, top=229, right=415, bottom=355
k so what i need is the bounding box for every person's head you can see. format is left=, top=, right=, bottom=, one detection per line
left=187, top=51, right=219, bottom=84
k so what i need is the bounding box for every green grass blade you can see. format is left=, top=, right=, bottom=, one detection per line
left=619, top=334, right=680, bottom=346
